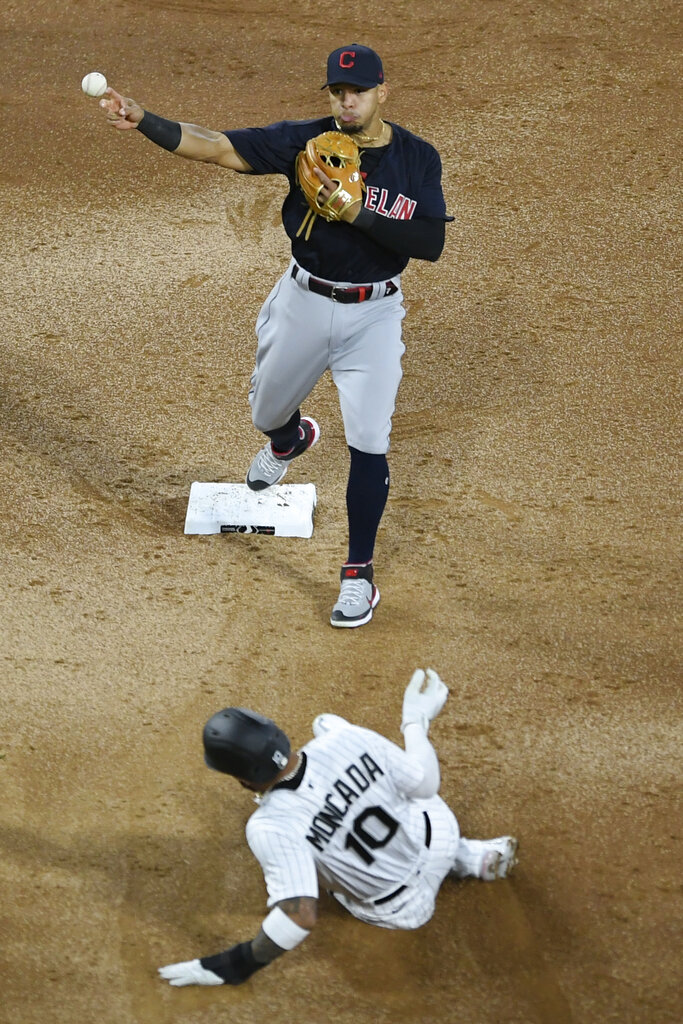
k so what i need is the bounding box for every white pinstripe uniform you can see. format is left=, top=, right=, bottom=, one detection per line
left=246, top=716, right=469, bottom=930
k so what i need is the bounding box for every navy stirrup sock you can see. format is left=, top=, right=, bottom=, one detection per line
left=346, top=447, right=390, bottom=565
left=267, top=411, right=301, bottom=454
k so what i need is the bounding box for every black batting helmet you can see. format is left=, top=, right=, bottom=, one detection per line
left=202, top=707, right=291, bottom=785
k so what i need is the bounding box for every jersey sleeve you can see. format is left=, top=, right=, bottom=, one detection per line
left=246, top=815, right=320, bottom=906
left=223, top=119, right=325, bottom=177
left=415, top=144, right=453, bottom=220
left=352, top=726, right=426, bottom=796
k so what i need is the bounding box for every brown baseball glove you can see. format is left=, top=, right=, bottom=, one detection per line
left=295, top=130, right=364, bottom=239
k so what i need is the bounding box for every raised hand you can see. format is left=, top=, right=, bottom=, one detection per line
left=401, top=668, right=449, bottom=733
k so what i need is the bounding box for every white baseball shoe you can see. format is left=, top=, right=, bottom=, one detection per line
left=246, top=416, right=320, bottom=491
left=330, top=562, right=380, bottom=628
left=479, top=836, right=519, bottom=880
left=451, top=836, right=519, bottom=880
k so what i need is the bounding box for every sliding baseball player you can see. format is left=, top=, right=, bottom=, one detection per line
left=158, top=669, right=519, bottom=986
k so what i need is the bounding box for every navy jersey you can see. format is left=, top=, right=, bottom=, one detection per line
left=225, top=116, right=449, bottom=283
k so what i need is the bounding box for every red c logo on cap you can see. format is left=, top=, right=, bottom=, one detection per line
left=339, top=50, right=356, bottom=68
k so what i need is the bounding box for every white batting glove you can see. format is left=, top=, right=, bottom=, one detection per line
left=401, top=668, right=449, bottom=733
left=158, top=958, right=224, bottom=986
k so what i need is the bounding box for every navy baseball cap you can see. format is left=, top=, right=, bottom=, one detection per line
left=322, top=44, right=384, bottom=89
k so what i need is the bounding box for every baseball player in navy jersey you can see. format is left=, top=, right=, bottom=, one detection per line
left=99, top=43, right=452, bottom=627
left=157, top=670, right=519, bottom=987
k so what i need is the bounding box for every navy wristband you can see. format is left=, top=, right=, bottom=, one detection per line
left=136, top=111, right=182, bottom=152
left=200, top=942, right=265, bottom=985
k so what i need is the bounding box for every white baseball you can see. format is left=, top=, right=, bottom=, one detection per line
left=81, top=72, right=107, bottom=98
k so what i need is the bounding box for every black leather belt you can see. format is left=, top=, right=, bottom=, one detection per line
left=373, top=811, right=432, bottom=905
left=292, top=264, right=398, bottom=303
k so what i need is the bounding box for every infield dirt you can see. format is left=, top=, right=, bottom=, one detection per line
left=1, top=2, right=680, bottom=1022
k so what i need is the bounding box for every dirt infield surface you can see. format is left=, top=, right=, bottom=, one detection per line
left=1, top=2, right=680, bottom=1022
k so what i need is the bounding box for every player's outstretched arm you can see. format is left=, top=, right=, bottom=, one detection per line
left=250, top=896, right=317, bottom=965
left=158, top=896, right=317, bottom=987
left=400, top=668, right=449, bottom=799
left=98, top=87, right=251, bottom=171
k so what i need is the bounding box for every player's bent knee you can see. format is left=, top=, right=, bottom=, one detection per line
left=251, top=407, right=289, bottom=434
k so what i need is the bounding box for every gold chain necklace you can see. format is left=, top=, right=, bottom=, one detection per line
left=335, top=119, right=387, bottom=146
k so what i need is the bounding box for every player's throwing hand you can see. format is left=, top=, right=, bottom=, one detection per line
left=99, top=87, right=144, bottom=129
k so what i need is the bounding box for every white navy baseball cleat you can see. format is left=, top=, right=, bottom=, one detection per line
left=246, top=416, right=320, bottom=491
left=330, top=562, right=380, bottom=628
left=478, top=837, right=519, bottom=880
left=450, top=836, right=519, bottom=881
